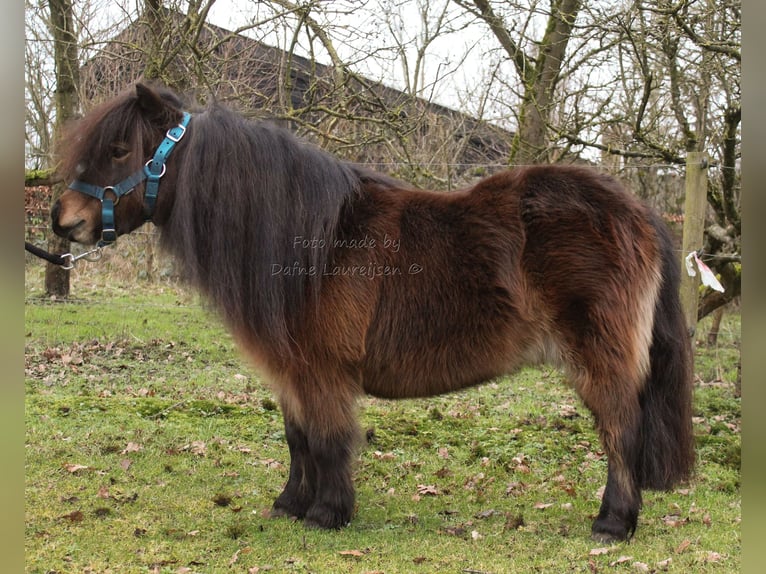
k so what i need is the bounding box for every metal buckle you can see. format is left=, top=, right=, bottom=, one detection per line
left=165, top=122, right=187, bottom=143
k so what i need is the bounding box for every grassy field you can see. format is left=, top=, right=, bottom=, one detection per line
left=24, top=264, right=740, bottom=573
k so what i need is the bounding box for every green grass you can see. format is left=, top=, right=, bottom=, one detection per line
left=25, top=270, right=740, bottom=573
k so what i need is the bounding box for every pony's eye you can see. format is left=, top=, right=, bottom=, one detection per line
left=111, top=144, right=131, bottom=161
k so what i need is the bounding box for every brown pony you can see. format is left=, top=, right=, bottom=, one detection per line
left=52, top=83, right=694, bottom=542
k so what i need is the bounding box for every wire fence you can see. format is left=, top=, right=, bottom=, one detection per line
left=25, top=158, right=738, bottom=310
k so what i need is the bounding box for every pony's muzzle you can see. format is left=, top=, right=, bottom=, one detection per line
left=51, top=199, right=88, bottom=244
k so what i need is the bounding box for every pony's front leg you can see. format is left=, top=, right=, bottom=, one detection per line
left=303, top=425, right=357, bottom=529
left=271, top=416, right=316, bottom=519
left=271, top=375, right=359, bottom=529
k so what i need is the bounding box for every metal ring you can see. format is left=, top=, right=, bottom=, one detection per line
left=61, top=253, right=75, bottom=270
left=145, top=160, right=167, bottom=178
left=102, top=186, right=122, bottom=205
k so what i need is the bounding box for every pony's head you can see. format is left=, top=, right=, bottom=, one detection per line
left=52, top=83, right=187, bottom=245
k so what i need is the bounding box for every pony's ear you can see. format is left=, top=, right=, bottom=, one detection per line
left=135, top=83, right=165, bottom=115
left=135, top=82, right=182, bottom=126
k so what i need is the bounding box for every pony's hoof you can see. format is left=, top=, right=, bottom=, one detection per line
left=269, top=507, right=298, bottom=520
left=591, top=517, right=634, bottom=543
left=303, top=503, right=352, bottom=530
left=271, top=492, right=313, bottom=520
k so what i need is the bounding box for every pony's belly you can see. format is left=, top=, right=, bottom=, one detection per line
left=360, top=349, right=521, bottom=400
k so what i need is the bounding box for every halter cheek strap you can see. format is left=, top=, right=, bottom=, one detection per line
left=68, top=111, right=191, bottom=245
left=143, top=114, right=189, bottom=217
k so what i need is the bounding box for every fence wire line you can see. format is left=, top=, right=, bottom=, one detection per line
left=24, top=296, right=206, bottom=311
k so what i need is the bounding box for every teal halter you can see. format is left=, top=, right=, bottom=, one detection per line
left=68, top=112, right=191, bottom=245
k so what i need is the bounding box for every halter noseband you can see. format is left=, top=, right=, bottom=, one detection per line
left=68, top=112, right=191, bottom=245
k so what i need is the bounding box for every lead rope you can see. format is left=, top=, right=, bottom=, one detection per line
left=25, top=241, right=104, bottom=270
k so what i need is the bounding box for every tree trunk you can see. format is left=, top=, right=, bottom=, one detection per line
left=471, top=0, right=581, bottom=164
left=46, top=0, right=81, bottom=297
left=512, top=0, right=581, bottom=164
left=706, top=305, right=724, bottom=346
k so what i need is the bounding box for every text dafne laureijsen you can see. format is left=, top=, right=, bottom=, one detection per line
left=270, top=235, right=423, bottom=279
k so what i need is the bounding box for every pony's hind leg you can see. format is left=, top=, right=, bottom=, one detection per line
left=577, top=374, right=643, bottom=542
left=592, top=432, right=642, bottom=542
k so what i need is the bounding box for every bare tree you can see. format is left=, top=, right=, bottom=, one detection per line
left=455, top=0, right=583, bottom=164
left=453, top=0, right=739, bottom=318
left=26, top=1, right=739, bottom=316
left=44, top=0, right=82, bottom=297
left=608, top=0, right=740, bottom=317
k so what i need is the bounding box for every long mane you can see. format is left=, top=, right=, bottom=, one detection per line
left=161, top=104, right=364, bottom=355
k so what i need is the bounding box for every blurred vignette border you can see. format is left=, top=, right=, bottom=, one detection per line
left=6, top=1, right=25, bottom=572
left=13, top=2, right=758, bottom=573
left=742, top=3, right=765, bottom=573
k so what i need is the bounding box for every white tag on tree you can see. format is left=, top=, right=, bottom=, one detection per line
left=685, top=251, right=725, bottom=293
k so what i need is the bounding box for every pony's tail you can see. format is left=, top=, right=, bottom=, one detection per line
left=637, top=215, right=696, bottom=490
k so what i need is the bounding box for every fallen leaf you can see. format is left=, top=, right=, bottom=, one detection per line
left=534, top=502, right=554, bottom=510
left=373, top=450, right=396, bottom=460
left=63, top=463, right=88, bottom=474
left=61, top=510, right=84, bottom=523
left=608, top=555, right=633, bottom=566
left=440, top=525, right=466, bottom=537
left=505, top=481, right=524, bottom=494
left=183, top=441, right=207, bottom=456
left=229, top=549, right=242, bottom=566
left=504, top=513, right=525, bottom=531
left=589, top=547, right=611, bottom=556
left=416, top=484, right=440, bottom=496
left=122, top=442, right=142, bottom=454
left=656, top=558, right=672, bottom=570
left=339, top=549, right=366, bottom=558
left=661, top=514, right=690, bottom=528
left=632, top=561, right=649, bottom=572
left=464, top=473, right=485, bottom=490
left=675, top=539, right=691, bottom=554
left=703, top=551, right=723, bottom=563
left=558, top=404, right=578, bottom=418
left=97, top=486, right=110, bottom=499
